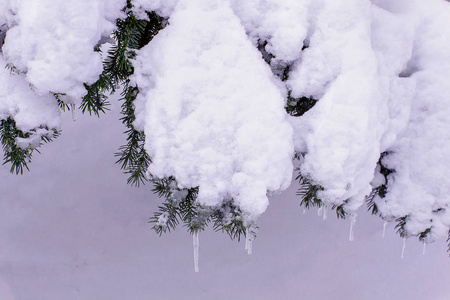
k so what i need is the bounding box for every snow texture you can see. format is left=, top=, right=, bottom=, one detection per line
left=284, top=0, right=450, bottom=242
left=1, top=0, right=125, bottom=101
left=1, top=0, right=450, bottom=241
left=230, top=0, right=311, bottom=63
left=288, top=0, right=386, bottom=211
left=0, top=0, right=125, bottom=145
left=373, top=0, right=450, bottom=241
left=133, top=0, right=294, bottom=218
left=0, top=56, right=60, bottom=134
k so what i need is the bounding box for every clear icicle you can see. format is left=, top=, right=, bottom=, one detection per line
left=303, top=208, right=306, bottom=214
left=70, top=103, right=77, bottom=122
left=244, top=228, right=253, bottom=255
left=317, top=206, right=323, bottom=217
left=401, top=237, right=406, bottom=259
left=193, top=231, right=199, bottom=273
left=323, top=206, right=327, bottom=220
left=422, top=242, right=426, bottom=256
left=349, top=214, right=357, bottom=242
left=382, top=221, right=388, bottom=238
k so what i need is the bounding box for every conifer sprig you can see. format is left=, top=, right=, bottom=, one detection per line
left=149, top=177, right=252, bottom=240
left=101, top=9, right=165, bottom=185
left=395, top=216, right=408, bottom=238
left=296, top=174, right=324, bottom=209
left=0, top=117, right=59, bottom=174
left=296, top=173, right=350, bottom=219
left=80, top=9, right=164, bottom=117
left=286, top=93, right=318, bottom=117
left=115, top=84, right=151, bottom=187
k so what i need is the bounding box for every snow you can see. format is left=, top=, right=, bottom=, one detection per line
left=1, top=0, right=450, bottom=243
left=133, top=0, right=294, bottom=218
left=0, top=56, right=60, bottom=133
left=375, top=0, right=450, bottom=241
left=132, top=0, right=180, bottom=18
left=0, top=0, right=125, bottom=148
left=230, top=0, right=310, bottom=63
left=288, top=0, right=386, bottom=212
left=1, top=0, right=125, bottom=101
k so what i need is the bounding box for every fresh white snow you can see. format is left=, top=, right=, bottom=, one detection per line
left=133, top=0, right=294, bottom=219
left=1, top=0, right=450, bottom=243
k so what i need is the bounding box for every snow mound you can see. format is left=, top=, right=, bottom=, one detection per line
left=133, top=0, right=294, bottom=218
left=375, top=0, right=450, bottom=240
left=0, top=56, right=60, bottom=133
left=2, top=0, right=125, bottom=101
left=288, top=0, right=386, bottom=210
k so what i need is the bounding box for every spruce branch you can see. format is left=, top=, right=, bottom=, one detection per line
left=365, top=188, right=380, bottom=215
left=332, top=203, right=349, bottom=219
left=296, top=173, right=350, bottom=219
left=0, top=117, right=59, bottom=174
left=80, top=76, right=112, bottom=116
left=418, top=228, right=431, bottom=242
left=53, top=93, right=72, bottom=112
left=115, top=84, right=151, bottom=187
left=149, top=177, right=251, bottom=241
left=211, top=200, right=252, bottom=241
left=80, top=9, right=164, bottom=117
left=296, top=173, right=324, bottom=209
left=151, top=200, right=180, bottom=236
left=365, top=152, right=395, bottom=215
left=286, top=92, right=318, bottom=117
left=395, top=216, right=408, bottom=238
left=101, top=9, right=165, bottom=185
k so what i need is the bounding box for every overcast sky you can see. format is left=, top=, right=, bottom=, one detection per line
left=0, top=101, right=449, bottom=300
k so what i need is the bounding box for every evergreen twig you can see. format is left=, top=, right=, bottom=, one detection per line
left=0, top=117, right=59, bottom=174
left=395, top=216, right=408, bottom=238
left=296, top=173, right=324, bottom=209
left=365, top=152, right=395, bottom=215
left=149, top=178, right=250, bottom=241
left=296, top=173, right=350, bottom=219
left=286, top=92, right=318, bottom=117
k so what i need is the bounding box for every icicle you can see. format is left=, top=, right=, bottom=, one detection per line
left=349, top=214, right=357, bottom=242
left=193, top=231, right=199, bottom=273
left=401, top=237, right=406, bottom=259
left=303, top=208, right=306, bottom=214
left=422, top=242, right=427, bottom=256
left=323, top=206, right=327, bottom=220
left=382, top=221, right=388, bottom=238
left=244, top=228, right=253, bottom=255
left=70, top=103, right=77, bottom=122
left=317, top=206, right=323, bottom=217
